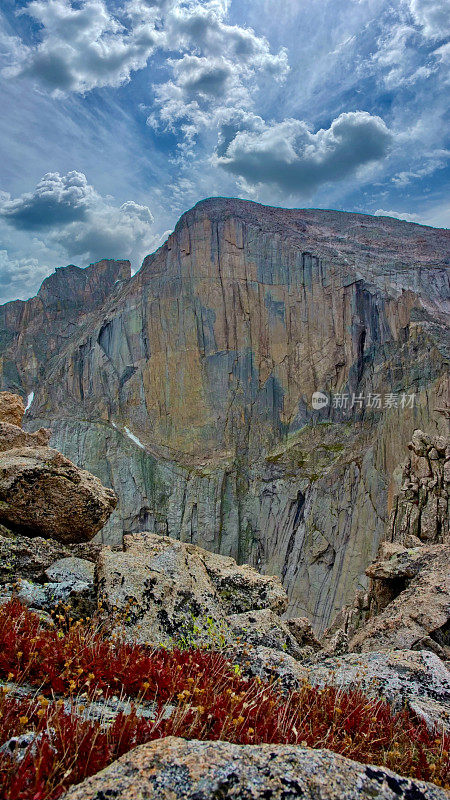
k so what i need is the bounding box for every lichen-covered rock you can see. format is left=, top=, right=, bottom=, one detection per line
left=0, top=392, right=25, bottom=426
left=227, top=608, right=302, bottom=657
left=61, top=736, right=448, bottom=800
left=0, top=530, right=101, bottom=584
left=45, top=556, right=95, bottom=585
left=308, top=650, right=450, bottom=733
left=0, top=447, right=117, bottom=543
left=97, top=533, right=287, bottom=646
left=233, top=645, right=309, bottom=692
left=0, top=576, right=95, bottom=618
left=285, top=616, right=322, bottom=652
left=0, top=421, right=51, bottom=453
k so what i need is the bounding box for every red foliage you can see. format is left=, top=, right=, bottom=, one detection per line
left=0, top=601, right=448, bottom=800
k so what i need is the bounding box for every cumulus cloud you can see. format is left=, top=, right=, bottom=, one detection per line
left=147, top=0, right=288, bottom=140
left=53, top=199, right=155, bottom=262
left=1, top=172, right=155, bottom=269
left=1, top=171, right=94, bottom=229
left=215, top=111, right=393, bottom=194
left=6, top=0, right=160, bottom=93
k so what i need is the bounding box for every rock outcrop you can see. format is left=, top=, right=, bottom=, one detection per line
left=349, top=544, right=450, bottom=655
left=0, top=529, right=101, bottom=584
left=97, top=532, right=290, bottom=648
left=2, top=200, right=449, bottom=631
left=0, top=392, right=117, bottom=543
left=61, top=736, right=448, bottom=800
left=388, top=429, right=449, bottom=543
left=0, top=393, right=116, bottom=620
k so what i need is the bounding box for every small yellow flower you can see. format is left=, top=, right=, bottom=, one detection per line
left=19, top=716, right=29, bottom=725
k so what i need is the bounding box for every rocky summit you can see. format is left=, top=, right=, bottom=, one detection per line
left=1, top=200, right=448, bottom=633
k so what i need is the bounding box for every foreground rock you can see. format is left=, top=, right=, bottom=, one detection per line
left=62, top=736, right=447, bottom=800
left=0, top=446, right=117, bottom=543
left=0, top=392, right=25, bottom=426
left=97, top=533, right=288, bottom=647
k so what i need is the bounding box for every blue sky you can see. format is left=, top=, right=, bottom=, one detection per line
left=0, top=0, right=449, bottom=303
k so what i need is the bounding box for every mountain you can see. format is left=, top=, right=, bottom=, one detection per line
left=1, top=198, right=449, bottom=631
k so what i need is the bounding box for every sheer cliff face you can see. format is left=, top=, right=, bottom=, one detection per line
left=2, top=199, right=449, bottom=631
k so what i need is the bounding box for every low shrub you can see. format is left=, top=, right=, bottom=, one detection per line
left=0, top=600, right=448, bottom=799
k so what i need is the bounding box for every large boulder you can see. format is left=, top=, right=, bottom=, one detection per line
left=97, top=533, right=288, bottom=646
left=0, top=392, right=25, bottom=427
left=0, top=447, right=117, bottom=543
left=61, top=736, right=447, bottom=800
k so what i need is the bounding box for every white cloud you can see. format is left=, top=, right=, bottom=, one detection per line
left=6, top=0, right=161, bottom=93
left=53, top=199, right=155, bottom=263
left=408, top=0, right=450, bottom=39
left=374, top=208, right=421, bottom=222
left=1, top=171, right=95, bottom=229
left=0, top=249, right=49, bottom=302
left=374, top=204, right=450, bottom=228
left=392, top=148, right=450, bottom=185
left=215, top=111, right=393, bottom=195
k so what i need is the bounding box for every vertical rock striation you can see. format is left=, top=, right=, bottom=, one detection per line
left=1, top=199, right=449, bottom=632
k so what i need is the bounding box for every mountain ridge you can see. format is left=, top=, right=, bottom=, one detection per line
left=1, top=198, right=448, bottom=631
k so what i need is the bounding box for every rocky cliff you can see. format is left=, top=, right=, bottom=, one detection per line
left=1, top=198, right=449, bottom=632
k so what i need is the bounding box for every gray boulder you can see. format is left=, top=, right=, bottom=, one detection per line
left=61, top=736, right=448, bottom=800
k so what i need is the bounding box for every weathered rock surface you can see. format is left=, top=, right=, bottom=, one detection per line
left=308, top=650, right=450, bottom=733
left=97, top=532, right=288, bottom=646
left=0, top=421, right=51, bottom=452
left=324, top=430, right=450, bottom=651
left=227, top=608, right=303, bottom=657
left=0, top=446, right=117, bottom=542
left=0, top=392, right=25, bottom=426
left=234, top=645, right=310, bottom=691
left=61, top=736, right=448, bottom=800
left=0, top=529, right=101, bottom=583
left=0, top=575, right=95, bottom=619
left=349, top=544, right=450, bottom=654
left=45, top=556, right=95, bottom=585
left=2, top=200, right=449, bottom=630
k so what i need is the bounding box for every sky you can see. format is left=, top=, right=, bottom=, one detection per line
left=0, top=0, right=449, bottom=303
